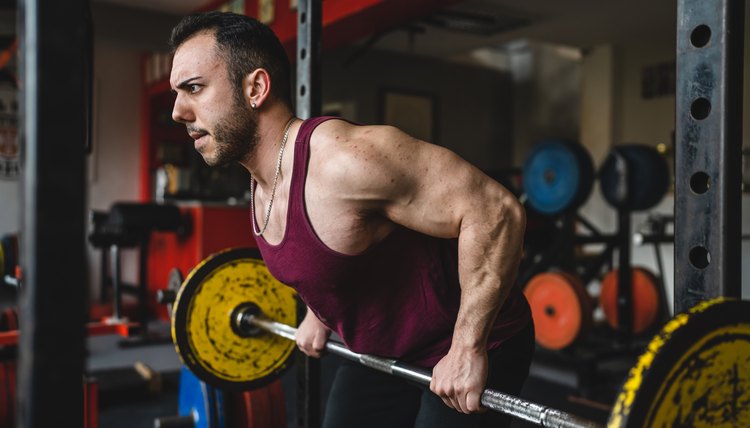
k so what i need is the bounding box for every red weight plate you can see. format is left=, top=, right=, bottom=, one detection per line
left=0, top=362, right=7, bottom=428
left=234, top=379, right=286, bottom=428
left=267, top=379, right=286, bottom=428
left=5, top=361, right=14, bottom=428
left=1, top=309, right=17, bottom=332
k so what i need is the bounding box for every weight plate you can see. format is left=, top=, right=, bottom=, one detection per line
left=5, top=362, right=13, bottom=428
left=0, top=362, right=7, bottom=428
left=523, top=272, right=592, bottom=350
left=172, top=247, right=298, bottom=390
left=609, top=298, right=750, bottom=427
left=600, top=267, right=661, bottom=334
left=232, top=380, right=286, bottom=428
left=178, top=365, right=225, bottom=428
left=599, top=144, right=670, bottom=211
left=0, top=309, right=18, bottom=332
left=522, top=139, right=594, bottom=215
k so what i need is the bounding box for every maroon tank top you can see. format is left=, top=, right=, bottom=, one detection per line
left=255, top=117, right=531, bottom=367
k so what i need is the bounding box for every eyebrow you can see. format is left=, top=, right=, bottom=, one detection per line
left=171, top=76, right=202, bottom=94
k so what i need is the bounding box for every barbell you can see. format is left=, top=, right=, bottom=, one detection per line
left=165, top=247, right=750, bottom=428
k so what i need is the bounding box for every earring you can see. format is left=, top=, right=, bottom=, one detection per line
left=251, top=102, right=257, bottom=109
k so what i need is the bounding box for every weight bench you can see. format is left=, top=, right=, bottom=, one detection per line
left=88, top=202, right=186, bottom=339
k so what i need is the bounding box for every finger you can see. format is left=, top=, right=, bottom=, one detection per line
left=439, top=395, right=455, bottom=410
left=304, top=343, right=320, bottom=358
left=437, top=387, right=460, bottom=412
left=453, top=392, right=468, bottom=414
left=312, top=336, right=326, bottom=356
left=296, top=340, right=317, bottom=358
left=466, top=390, right=483, bottom=413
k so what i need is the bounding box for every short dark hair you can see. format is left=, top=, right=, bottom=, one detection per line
left=169, top=11, right=292, bottom=107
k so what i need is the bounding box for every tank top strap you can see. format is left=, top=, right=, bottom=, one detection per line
left=289, top=116, right=341, bottom=219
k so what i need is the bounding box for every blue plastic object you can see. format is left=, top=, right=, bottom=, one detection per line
left=522, top=140, right=594, bottom=215
left=178, top=366, right=225, bottom=428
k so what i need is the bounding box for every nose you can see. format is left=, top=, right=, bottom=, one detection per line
left=172, top=93, right=194, bottom=124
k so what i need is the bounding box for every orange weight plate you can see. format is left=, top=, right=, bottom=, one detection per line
left=600, top=267, right=661, bottom=334
left=523, top=272, right=592, bottom=350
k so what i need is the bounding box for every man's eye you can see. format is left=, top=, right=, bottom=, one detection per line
left=189, top=84, right=201, bottom=94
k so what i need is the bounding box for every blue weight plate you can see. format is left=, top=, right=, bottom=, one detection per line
left=523, top=140, right=594, bottom=215
left=178, top=366, right=225, bottom=428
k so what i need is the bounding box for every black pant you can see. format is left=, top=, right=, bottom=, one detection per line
left=323, top=322, right=535, bottom=428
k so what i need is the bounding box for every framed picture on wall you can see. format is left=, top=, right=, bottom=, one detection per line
left=380, top=88, right=438, bottom=145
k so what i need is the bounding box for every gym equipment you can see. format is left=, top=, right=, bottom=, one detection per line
left=168, top=249, right=598, bottom=427
left=522, top=139, right=595, bottom=215
left=178, top=366, right=225, bottom=428
left=599, top=144, right=670, bottom=212
left=0, top=361, right=16, bottom=428
left=523, top=272, right=593, bottom=350
left=170, top=247, right=298, bottom=391
left=225, top=381, right=286, bottom=428
left=87, top=202, right=186, bottom=326
left=608, top=297, right=750, bottom=426
left=168, top=248, right=750, bottom=427
left=599, top=268, right=662, bottom=335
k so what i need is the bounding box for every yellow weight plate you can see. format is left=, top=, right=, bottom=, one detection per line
left=608, top=298, right=750, bottom=428
left=172, top=247, right=298, bottom=390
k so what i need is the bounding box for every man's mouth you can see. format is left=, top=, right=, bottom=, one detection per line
left=188, top=129, right=209, bottom=150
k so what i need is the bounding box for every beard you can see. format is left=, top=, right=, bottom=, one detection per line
left=199, top=98, right=258, bottom=167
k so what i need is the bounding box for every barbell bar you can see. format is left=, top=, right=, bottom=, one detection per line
left=168, top=247, right=750, bottom=428
left=238, top=304, right=602, bottom=428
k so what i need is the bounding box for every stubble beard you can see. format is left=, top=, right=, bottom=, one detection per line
left=205, top=98, right=259, bottom=167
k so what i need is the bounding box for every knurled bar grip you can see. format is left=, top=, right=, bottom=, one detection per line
left=247, top=316, right=602, bottom=428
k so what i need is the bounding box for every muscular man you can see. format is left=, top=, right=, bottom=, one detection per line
left=169, top=11, right=533, bottom=428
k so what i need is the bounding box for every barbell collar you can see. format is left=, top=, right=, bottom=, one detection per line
left=242, top=312, right=602, bottom=428
left=156, top=289, right=176, bottom=305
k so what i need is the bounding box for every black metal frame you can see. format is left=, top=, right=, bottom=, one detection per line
left=17, top=0, right=90, bottom=426
left=674, top=0, right=744, bottom=313
left=296, top=1, right=323, bottom=427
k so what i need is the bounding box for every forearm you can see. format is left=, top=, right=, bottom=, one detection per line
left=451, top=198, right=525, bottom=351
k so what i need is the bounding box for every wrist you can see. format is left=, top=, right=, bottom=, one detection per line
left=449, top=336, right=486, bottom=354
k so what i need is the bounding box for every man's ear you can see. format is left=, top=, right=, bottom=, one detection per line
left=244, top=68, right=272, bottom=109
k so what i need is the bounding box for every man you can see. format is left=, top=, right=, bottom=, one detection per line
left=169, top=11, right=533, bottom=428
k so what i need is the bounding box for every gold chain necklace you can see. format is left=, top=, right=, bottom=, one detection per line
left=250, top=116, right=296, bottom=237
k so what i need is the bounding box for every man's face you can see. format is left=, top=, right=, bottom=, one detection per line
left=170, top=32, right=257, bottom=166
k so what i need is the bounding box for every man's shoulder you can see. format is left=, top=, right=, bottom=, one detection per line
left=310, top=118, right=404, bottom=154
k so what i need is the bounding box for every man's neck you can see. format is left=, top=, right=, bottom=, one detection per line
left=241, top=105, right=296, bottom=188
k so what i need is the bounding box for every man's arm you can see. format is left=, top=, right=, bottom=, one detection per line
left=322, top=122, right=526, bottom=413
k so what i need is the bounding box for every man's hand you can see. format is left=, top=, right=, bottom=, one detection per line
left=295, top=308, right=331, bottom=358
left=430, top=347, right=488, bottom=414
